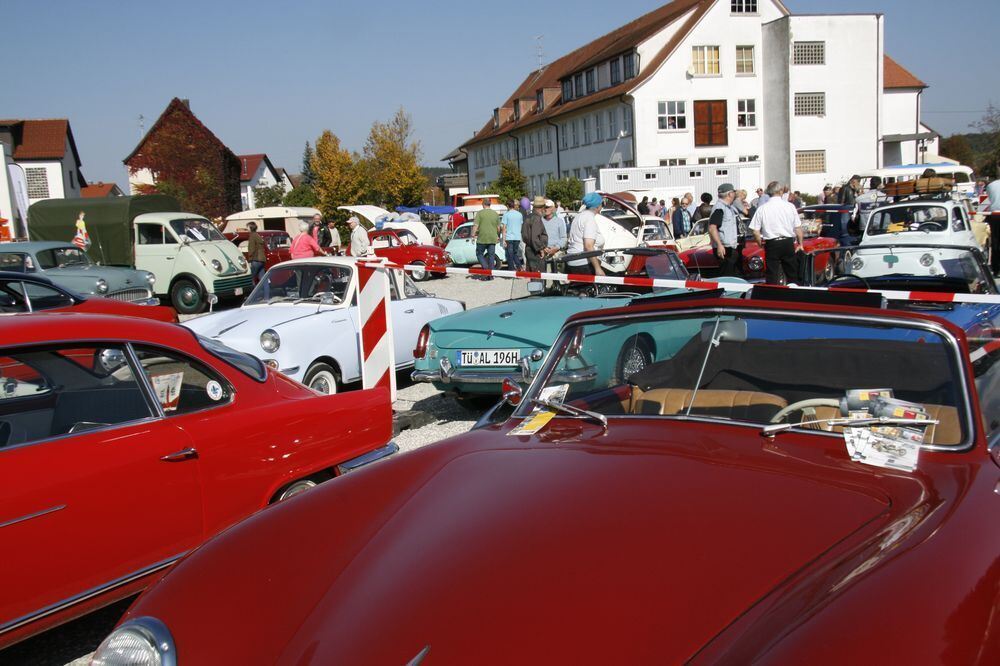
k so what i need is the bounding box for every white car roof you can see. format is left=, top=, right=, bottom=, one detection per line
left=225, top=206, right=321, bottom=221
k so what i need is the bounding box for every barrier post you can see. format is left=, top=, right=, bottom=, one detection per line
left=356, top=258, right=396, bottom=402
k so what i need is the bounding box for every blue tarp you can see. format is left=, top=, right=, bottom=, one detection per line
left=396, top=205, right=456, bottom=215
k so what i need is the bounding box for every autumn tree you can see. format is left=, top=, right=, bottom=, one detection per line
left=491, top=160, right=527, bottom=204
left=311, top=130, right=364, bottom=219
left=359, top=108, right=426, bottom=207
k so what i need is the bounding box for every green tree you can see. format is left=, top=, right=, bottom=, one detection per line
left=311, top=130, right=365, bottom=219
left=359, top=108, right=426, bottom=207
left=301, top=142, right=316, bottom=186
left=252, top=183, right=286, bottom=208
left=283, top=184, right=319, bottom=207
left=939, top=135, right=975, bottom=167
left=545, top=177, right=584, bottom=207
left=491, top=160, right=527, bottom=204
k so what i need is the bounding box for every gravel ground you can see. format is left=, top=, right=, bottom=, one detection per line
left=5, top=272, right=517, bottom=666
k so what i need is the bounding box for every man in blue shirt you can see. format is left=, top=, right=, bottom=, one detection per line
left=502, top=202, right=524, bottom=270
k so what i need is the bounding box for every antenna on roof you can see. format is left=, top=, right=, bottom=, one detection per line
left=138, top=114, right=145, bottom=138
left=535, top=35, right=544, bottom=70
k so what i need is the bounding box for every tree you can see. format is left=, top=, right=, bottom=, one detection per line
left=311, top=130, right=364, bottom=219
left=939, top=135, right=975, bottom=167
left=283, top=184, right=319, bottom=207
left=359, top=108, right=426, bottom=207
left=971, top=104, right=1000, bottom=178
left=252, top=183, right=286, bottom=208
left=545, top=177, right=584, bottom=206
left=491, top=160, right=527, bottom=204
left=301, top=142, right=316, bottom=186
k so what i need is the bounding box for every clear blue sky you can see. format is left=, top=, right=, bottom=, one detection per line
left=5, top=0, right=997, bottom=188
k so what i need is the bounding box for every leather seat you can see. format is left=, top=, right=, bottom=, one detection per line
left=634, top=388, right=788, bottom=422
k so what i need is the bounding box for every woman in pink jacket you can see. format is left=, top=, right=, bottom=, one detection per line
left=290, top=221, right=327, bottom=259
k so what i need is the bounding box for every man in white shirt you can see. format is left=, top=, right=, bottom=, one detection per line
left=348, top=216, right=371, bottom=257
left=750, top=181, right=804, bottom=285
left=985, top=174, right=1000, bottom=274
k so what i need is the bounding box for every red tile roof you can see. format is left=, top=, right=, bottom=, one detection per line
left=81, top=182, right=122, bottom=197
left=237, top=153, right=280, bottom=182
left=0, top=119, right=82, bottom=166
left=884, top=55, right=926, bottom=89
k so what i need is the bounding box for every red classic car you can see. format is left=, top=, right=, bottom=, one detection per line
left=93, top=295, right=1000, bottom=664
left=678, top=219, right=838, bottom=282
left=0, top=271, right=176, bottom=322
left=0, top=313, right=395, bottom=648
left=369, top=228, right=449, bottom=281
left=224, top=230, right=292, bottom=271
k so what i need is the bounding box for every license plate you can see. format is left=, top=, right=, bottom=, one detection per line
left=234, top=287, right=244, bottom=295
left=458, top=349, right=520, bottom=366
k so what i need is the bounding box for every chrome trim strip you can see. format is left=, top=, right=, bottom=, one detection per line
left=0, top=504, right=66, bottom=529
left=336, top=442, right=399, bottom=474
left=0, top=553, right=185, bottom=636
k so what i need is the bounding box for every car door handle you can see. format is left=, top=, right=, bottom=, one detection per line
left=161, top=447, right=198, bottom=462
left=404, top=309, right=415, bottom=314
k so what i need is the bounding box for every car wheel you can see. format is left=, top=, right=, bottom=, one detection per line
left=410, top=261, right=428, bottom=281
left=272, top=471, right=333, bottom=503
left=304, top=363, right=339, bottom=395
left=170, top=278, right=205, bottom=315
left=822, top=257, right=835, bottom=283
left=616, top=336, right=653, bottom=383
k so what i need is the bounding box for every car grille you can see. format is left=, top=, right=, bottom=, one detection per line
left=108, top=288, right=154, bottom=303
left=213, top=275, right=254, bottom=294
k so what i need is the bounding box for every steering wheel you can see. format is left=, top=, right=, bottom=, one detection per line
left=917, top=222, right=946, bottom=232
left=314, top=291, right=342, bottom=305
left=770, top=399, right=842, bottom=424
left=828, top=274, right=872, bottom=289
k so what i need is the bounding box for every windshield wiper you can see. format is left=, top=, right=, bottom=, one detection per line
left=530, top=397, right=608, bottom=431
left=762, top=416, right=938, bottom=437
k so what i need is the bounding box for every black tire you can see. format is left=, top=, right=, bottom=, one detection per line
left=615, top=336, right=654, bottom=383
left=410, top=261, right=429, bottom=282
left=303, top=362, right=340, bottom=395
left=170, top=278, right=205, bottom=315
left=271, top=470, right=334, bottom=503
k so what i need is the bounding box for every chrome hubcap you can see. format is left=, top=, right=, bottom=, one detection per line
left=622, top=348, right=648, bottom=378
left=308, top=370, right=337, bottom=394
left=278, top=480, right=317, bottom=501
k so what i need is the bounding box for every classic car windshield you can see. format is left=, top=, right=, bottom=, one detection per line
left=866, top=205, right=951, bottom=236
left=524, top=310, right=968, bottom=446
left=170, top=218, right=226, bottom=243
left=245, top=263, right=353, bottom=305
left=811, top=245, right=995, bottom=293
left=36, top=247, right=91, bottom=269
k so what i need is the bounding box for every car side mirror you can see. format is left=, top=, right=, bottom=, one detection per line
left=502, top=376, right=523, bottom=406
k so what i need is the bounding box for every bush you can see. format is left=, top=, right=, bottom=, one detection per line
left=545, top=177, right=584, bottom=207
left=283, top=184, right=319, bottom=208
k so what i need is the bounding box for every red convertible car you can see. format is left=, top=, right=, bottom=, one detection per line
left=0, top=271, right=176, bottom=322
left=93, top=295, right=1000, bottom=664
left=368, top=228, right=449, bottom=281
left=0, top=313, right=395, bottom=648
left=225, top=230, right=292, bottom=271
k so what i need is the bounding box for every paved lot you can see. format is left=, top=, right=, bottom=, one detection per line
left=1, top=272, right=521, bottom=666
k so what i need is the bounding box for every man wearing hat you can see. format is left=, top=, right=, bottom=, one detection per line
left=522, top=196, right=550, bottom=293
left=708, top=183, right=742, bottom=277
left=348, top=216, right=370, bottom=258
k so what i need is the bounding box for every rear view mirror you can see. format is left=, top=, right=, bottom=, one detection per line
left=700, top=319, right=747, bottom=343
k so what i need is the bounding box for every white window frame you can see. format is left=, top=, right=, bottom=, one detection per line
left=560, top=124, right=568, bottom=150
left=585, top=68, right=596, bottom=95
left=622, top=106, right=633, bottom=135
left=571, top=119, right=579, bottom=147
left=689, top=170, right=704, bottom=179
left=594, top=112, right=603, bottom=142
left=582, top=116, right=591, bottom=145
left=737, top=98, right=757, bottom=129
left=608, top=109, right=618, bottom=138
left=738, top=155, right=760, bottom=163
left=616, top=173, right=628, bottom=182
left=657, top=100, right=687, bottom=131
left=735, top=45, right=755, bottom=75
left=731, top=0, right=758, bottom=13
left=691, top=45, right=721, bottom=76
left=660, top=158, right=687, bottom=167
left=697, top=157, right=724, bottom=165
left=610, top=58, right=622, bottom=85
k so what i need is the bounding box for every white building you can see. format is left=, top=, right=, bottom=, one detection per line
left=238, top=153, right=283, bottom=210
left=0, top=119, right=86, bottom=238
left=458, top=0, right=935, bottom=197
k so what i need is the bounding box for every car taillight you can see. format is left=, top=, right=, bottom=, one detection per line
left=414, top=323, right=431, bottom=359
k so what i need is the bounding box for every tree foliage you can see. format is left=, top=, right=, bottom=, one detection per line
left=970, top=104, right=1000, bottom=178
left=252, top=183, right=286, bottom=208
left=311, top=130, right=365, bottom=219
left=301, top=141, right=316, bottom=186
left=939, top=135, right=975, bottom=168
left=359, top=108, right=426, bottom=207
left=491, top=160, right=527, bottom=204
left=127, top=98, right=241, bottom=217
left=545, top=177, right=584, bottom=206
left=283, top=184, right=319, bottom=208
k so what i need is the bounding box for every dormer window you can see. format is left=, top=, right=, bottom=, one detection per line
left=574, top=73, right=584, bottom=98
left=610, top=58, right=621, bottom=85
left=513, top=100, right=521, bottom=121
left=536, top=90, right=544, bottom=112
left=561, top=79, right=573, bottom=102
left=623, top=52, right=636, bottom=79
left=585, top=68, right=596, bottom=94
left=493, top=108, right=500, bottom=129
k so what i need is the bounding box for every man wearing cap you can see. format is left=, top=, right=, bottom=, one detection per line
left=472, top=199, right=502, bottom=279
left=522, top=197, right=549, bottom=292
left=348, top=216, right=370, bottom=258
left=501, top=200, right=524, bottom=270
left=708, top=183, right=742, bottom=277
left=750, top=181, right=804, bottom=284
left=566, top=192, right=606, bottom=276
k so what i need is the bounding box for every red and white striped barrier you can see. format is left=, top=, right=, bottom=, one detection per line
left=360, top=260, right=1000, bottom=305
left=356, top=259, right=396, bottom=401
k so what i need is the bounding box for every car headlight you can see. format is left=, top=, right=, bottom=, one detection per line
left=238, top=256, right=248, bottom=270
left=919, top=253, right=935, bottom=267
left=91, top=616, right=176, bottom=666
left=747, top=256, right=764, bottom=272
left=96, top=278, right=109, bottom=294
left=851, top=257, right=865, bottom=270
left=210, top=259, right=224, bottom=273
left=261, top=328, right=280, bottom=353
left=143, top=271, right=156, bottom=287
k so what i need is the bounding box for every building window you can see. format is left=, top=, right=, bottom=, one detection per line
left=739, top=155, right=760, bottom=162
left=610, top=58, right=621, bottom=85
left=561, top=79, right=573, bottom=102
left=571, top=119, right=579, bottom=147
left=608, top=109, right=619, bottom=138
left=546, top=129, right=553, bottom=153
left=574, top=73, right=584, bottom=98
left=694, top=100, right=728, bottom=147
left=691, top=46, right=721, bottom=76
left=594, top=112, right=603, bottom=141
left=623, top=106, right=633, bottom=135
left=731, top=0, right=757, bottom=12
left=737, top=99, right=756, bottom=128
left=795, top=150, right=827, bottom=174
left=514, top=100, right=522, bottom=121
left=716, top=169, right=730, bottom=177
left=560, top=124, right=568, bottom=150
left=623, top=52, right=636, bottom=79
left=528, top=133, right=536, bottom=156
left=573, top=168, right=581, bottom=178
left=536, top=90, right=545, bottom=112
left=736, top=46, right=755, bottom=75
left=25, top=167, right=49, bottom=198
left=582, top=116, right=591, bottom=144
left=492, top=109, right=500, bottom=129
left=657, top=101, right=687, bottom=130
left=698, top=157, right=725, bottom=165
left=586, top=69, right=596, bottom=94
left=660, top=158, right=687, bottom=166
left=793, top=41, right=825, bottom=65
left=616, top=173, right=628, bottom=182
left=643, top=173, right=657, bottom=181
left=689, top=170, right=703, bottom=179
left=794, top=92, right=826, bottom=116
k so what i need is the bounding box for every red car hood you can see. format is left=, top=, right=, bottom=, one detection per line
left=128, top=420, right=896, bottom=664
left=67, top=297, right=177, bottom=322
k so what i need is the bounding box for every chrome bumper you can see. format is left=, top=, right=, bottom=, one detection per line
left=412, top=356, right=536, bottom=385
left=336, top=442, right=398, bottom=474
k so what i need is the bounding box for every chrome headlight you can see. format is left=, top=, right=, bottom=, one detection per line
left=238, top=255, right=248, bottom=270
left=143, top=271, right=156, bottom=287
left=919, top=253, right=935, bottom=267
left=851, top=257, right=865, bottom=270
left=530, top=348, right=544, bottom=362
left=260, top=328, right=280, bottom=353
left=747, top=256, right=764, bottom=272
left=91, top=616, right=176, bottom=666
left=210, top=259, right=224, bottom=273
left=95, top=278, right=109, bottom=294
